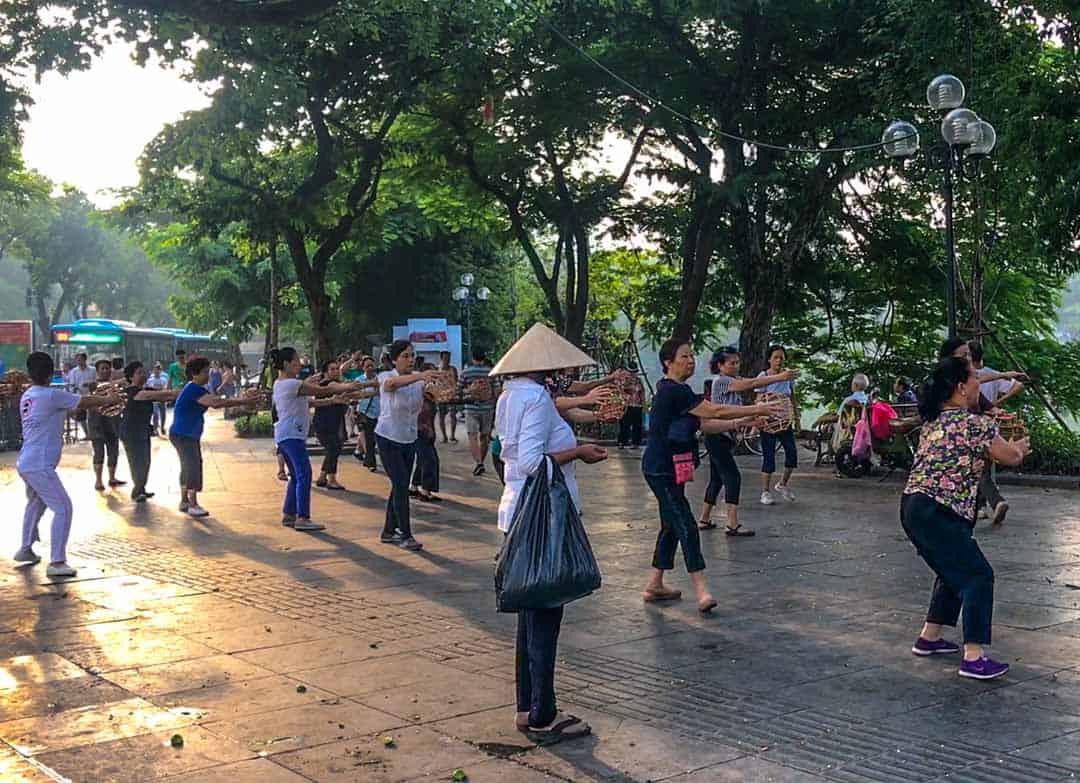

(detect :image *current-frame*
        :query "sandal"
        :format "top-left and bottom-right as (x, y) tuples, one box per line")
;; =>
(698, 597), (719, 613)
(526, 714), (591, 744)
(642, 587), (682, 602)
(697, 519), (717, 530)
(277, 471), (288, 481)
(724, 524), (755, 537)
(315, 478), (328, 488)
(326, 482), (346, 491)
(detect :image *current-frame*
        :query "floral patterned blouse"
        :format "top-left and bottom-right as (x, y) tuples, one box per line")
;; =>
(904, 408), (999, 520)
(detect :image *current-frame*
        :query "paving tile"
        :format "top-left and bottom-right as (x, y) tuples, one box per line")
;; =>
(182, 620), (333, 653)
(272, 726), (488, 782)
(402, 757), (566, 782)
(0, 696), (192, 756)
(662, 756), (828, 781)
(201, 699), (404, 755)
(103, 654), (276, 697)
(291, 653), (455, 697)
(150, 676), (339, 722)
(158, 758), (311, 782)
(34, 724), (254, 783)
(0, 675), (131, 722)
(355, 671), (513, 723)
(53, 633), (221, 675)
(0, 653), (89, 689)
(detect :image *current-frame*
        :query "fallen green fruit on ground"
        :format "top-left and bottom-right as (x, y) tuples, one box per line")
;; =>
(382, 735), (395, 747)
(451, 769), (467, 782)
(170, 734), (184, 748)
(296, 685), (307, 693)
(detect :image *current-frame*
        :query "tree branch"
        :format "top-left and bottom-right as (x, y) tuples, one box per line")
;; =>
(110, 0), (340, 26)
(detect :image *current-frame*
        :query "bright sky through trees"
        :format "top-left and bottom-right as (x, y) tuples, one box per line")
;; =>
(21, 42), (208, 206)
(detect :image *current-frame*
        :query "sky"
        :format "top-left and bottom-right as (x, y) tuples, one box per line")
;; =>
(21, 42), (209, 207)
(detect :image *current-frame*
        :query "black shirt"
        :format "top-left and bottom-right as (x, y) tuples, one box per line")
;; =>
(120, 385), (154, 440)
(313, 380), (345, 433)
(642, 379), (702, 476)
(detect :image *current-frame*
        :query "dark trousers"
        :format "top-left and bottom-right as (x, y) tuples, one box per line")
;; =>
(976, 464), (1004, 512)
(515, 606), (564, 728)
(91, 434), (119, 468)
(317, 427), (342, 474)
(357, 415), (378, 469)
(761, 428), (798, 474)
(645, 473), (707, 573)
(411, 435), (440, 492)
(901, 492), (994, 645)
(704, 434), (741, 506)
(377, 435), (415, 538)
(618, 406), (643, 447)
(122, 434), (151, 497)
(170, 434), (203, 492)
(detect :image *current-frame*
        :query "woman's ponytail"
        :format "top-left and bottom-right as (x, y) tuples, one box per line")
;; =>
(918, 356), (971, 422)
(269, 347), (296, 372)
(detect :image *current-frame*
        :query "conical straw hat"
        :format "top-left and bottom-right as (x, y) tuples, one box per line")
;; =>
(489, 323), (597, 376)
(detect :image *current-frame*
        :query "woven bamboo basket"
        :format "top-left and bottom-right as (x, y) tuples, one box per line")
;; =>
(994, 411), (1028, 441)
(595, 391), (628, 423)
(756, 391), (794, 434)
(426, 371), (459, 404)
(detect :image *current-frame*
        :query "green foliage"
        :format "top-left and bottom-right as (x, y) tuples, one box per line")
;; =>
(1024, 413), (1080, 476)
(233, 412), (273, 438)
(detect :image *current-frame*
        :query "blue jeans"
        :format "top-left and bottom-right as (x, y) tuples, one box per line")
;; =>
(901, 492), (994, 645)
(645, 473), (706, 573)
(152, 402), (166, 433)
(761, 428), (797, 474)
(278, 438), (312, 518)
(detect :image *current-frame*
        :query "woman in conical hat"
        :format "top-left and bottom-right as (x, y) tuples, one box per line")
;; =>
(492, 323), (610, 742)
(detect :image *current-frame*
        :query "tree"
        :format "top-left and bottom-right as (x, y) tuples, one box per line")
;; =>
(138, 0), (504, 361)
(424, 2), (653, 345)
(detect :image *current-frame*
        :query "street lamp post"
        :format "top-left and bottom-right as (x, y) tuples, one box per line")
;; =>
(882, 74), (997, 339)
(451, 273), (490, 361)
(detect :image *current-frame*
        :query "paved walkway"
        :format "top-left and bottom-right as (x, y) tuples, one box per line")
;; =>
(1, 414), (1079, 782)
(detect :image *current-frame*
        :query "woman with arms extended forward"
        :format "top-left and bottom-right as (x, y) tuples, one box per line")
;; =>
(493, 323), (608, 742)
(271, 347), (366, 532)
(642, 339), (784, 612)
(902, 356), (1028, 680)
(698, 346), (798, 533)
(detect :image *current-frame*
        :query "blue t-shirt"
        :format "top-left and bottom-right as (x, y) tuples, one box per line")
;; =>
(170, 382), (209, 440)
(757, 372), (794, 397)
(642, 379), (701, 477)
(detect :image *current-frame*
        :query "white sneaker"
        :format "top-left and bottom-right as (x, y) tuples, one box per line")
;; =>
(46, 563), (77, 579)
(13, 547), (40, 565)
(774, 483), (796, 502)
(760, 491), (776, 506)
(187, 504), (210, 518)
(179, 499), (190, 512)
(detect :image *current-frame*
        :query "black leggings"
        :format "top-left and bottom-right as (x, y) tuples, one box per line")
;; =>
(317, 427), (342, 474)
(412, 435), (440, 492)
(704, 434), (740, 506)
(91, 435), (119, 468)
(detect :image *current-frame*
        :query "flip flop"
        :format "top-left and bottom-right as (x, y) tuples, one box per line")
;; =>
(642, 587), (682, 602)
(698, 519), (717, 530)
(526, 714), (591, 744)
(698, 597), (719, 613)
(724, 524), (755, 537)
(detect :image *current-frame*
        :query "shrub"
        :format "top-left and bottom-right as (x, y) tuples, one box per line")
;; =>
(234, 412), (273, 438)
(1020, 413), (1080, 475)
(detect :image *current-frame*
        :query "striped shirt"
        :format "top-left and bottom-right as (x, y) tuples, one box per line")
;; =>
(460, 363), (495, 413)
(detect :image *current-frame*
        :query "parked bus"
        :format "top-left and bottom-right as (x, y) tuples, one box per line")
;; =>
(50, 319), (235, 376)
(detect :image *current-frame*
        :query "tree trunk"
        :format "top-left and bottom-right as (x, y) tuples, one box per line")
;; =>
(34, 294), (50, 342)
(306, 286), (333, 365)
(672, 188), (721, 342)
(738, 285), (779, 377)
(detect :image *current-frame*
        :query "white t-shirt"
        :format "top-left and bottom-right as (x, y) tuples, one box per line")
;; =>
(979, 366), (1016, 403)
(494, 377), (580, 533)
(17, 386), (81, 473)
(66, 366), (97, 393)
(272, 378), (310, 444)
(145, 372), (168, 390)
(375, 370), (424, 444)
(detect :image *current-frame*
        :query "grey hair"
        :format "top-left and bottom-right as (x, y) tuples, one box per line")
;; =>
(852, 373), (870, 391)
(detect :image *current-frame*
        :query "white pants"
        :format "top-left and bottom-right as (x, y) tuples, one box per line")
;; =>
(19, 469), (73, 564)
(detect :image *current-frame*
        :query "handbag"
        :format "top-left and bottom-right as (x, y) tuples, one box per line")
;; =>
(672, 452), (695, 484)
(852, 404), (872, 460)
(495, 456), (602, 612)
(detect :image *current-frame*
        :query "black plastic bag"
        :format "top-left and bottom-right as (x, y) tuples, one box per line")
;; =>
(495, 457), (602, 613)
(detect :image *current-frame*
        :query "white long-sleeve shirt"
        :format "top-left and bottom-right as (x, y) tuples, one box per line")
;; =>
(494, 377), (580, 533)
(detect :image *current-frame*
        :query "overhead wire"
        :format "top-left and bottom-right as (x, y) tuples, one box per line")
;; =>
(516, 0), (909, 156)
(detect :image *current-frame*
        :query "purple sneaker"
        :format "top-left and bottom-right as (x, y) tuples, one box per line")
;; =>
(958, 656), (1009, 680)
(912, 637), (961, 656)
